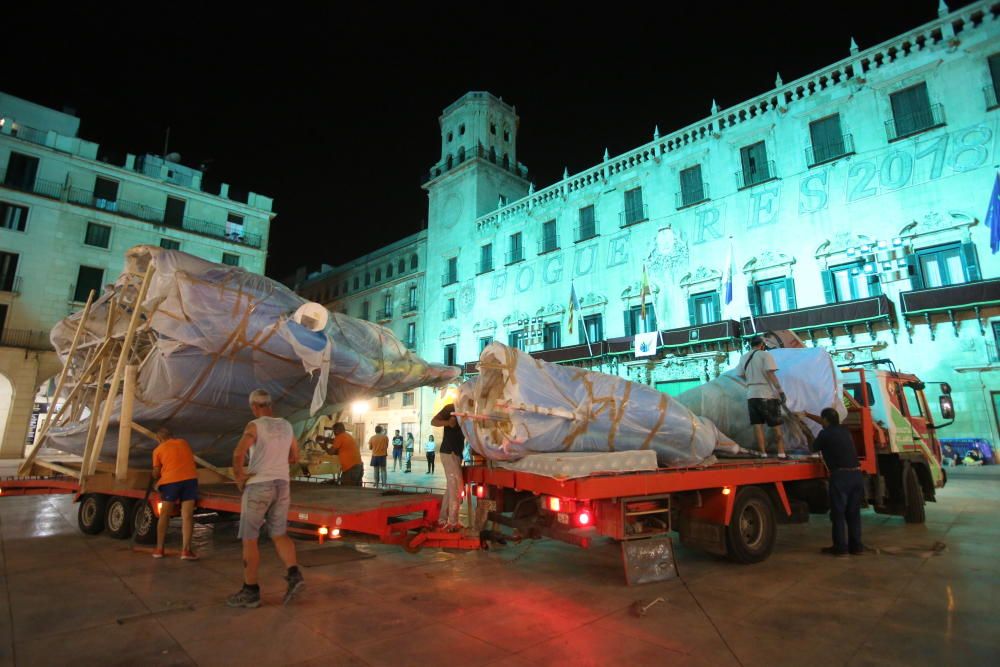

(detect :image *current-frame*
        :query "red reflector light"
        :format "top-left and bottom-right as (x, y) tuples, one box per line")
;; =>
(577, 509), (592, 526)
(475, 485), (485, 498)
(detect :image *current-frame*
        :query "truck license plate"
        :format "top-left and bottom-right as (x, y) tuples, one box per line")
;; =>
(557, 513), (569, 525)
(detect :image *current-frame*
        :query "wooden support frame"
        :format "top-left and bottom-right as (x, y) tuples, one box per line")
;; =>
(115, 364), (138, 480)
(19, 290), (95, 476)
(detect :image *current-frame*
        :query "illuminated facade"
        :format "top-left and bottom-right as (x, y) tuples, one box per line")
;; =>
(422, 3), (1000, 449)
(0, 91), (274, 457)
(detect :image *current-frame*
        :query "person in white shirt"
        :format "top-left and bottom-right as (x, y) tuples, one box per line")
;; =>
(737, 336), (787, 459)
(226, 389), (304, 608)
(424, 434), (436, 474)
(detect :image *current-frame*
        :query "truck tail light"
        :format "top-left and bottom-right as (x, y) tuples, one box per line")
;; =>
(576, 509), (593, 526)
(318, 526), (329, 536)
(545, 496), (561, 512)
(475, 484), (485, 498)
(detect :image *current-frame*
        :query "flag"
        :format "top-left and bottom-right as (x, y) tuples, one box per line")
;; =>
(987, 172), (1000, 254)
(567, 283), (579, 333)
(640, 264), (650, 322)
(723, 238), (734, 305)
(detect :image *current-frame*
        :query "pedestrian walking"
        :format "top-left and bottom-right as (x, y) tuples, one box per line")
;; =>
(424, 434), (436, 474)
(227, 389), (304, 608)
(404, 432), (414, 473)
(391, 430), (404, 471)
(369, 426), (389, 487)
(151, 426), (199, 560)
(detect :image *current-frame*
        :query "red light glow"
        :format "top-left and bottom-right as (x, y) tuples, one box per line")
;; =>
(548, 497), (561, 512)
(577, 509), (592, 526)
(475, 485), (485, 498)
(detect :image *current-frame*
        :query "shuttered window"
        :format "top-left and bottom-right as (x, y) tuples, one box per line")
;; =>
(739, 142), (771, 187)
(808, 114), (846, 165)
(687, 291), (721, 325)
(890, 83), (934, 138)
(749, 277), (796, 316)
(679, 166), (705, 207)
(623, 187), (645, 225)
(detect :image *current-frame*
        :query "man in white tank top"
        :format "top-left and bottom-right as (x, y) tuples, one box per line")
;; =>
(227, 389), (305, 608)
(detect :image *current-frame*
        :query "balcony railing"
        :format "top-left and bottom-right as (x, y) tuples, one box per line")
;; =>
(986, 84), (999, 110)
(0, 328), (54, 351)
(575, 221), (598, 242)
(505, 249), (524, 265)
(538, 234), (559, 255)
(805, 133), (855, 167)
(885, 103), (945, 141)
(402, 302), (419, 314)
(0, 170), (264, 249)
(619, 204), (649, 228)
(443, 307), (457, 320)
(441, 272), (458, 287)
(735, 161), (776, 189)
(375, 308), (393, 321)
(10, 125), (49, 147)
(422, 143), (531, 184)
(900, 278), (999, 341)
(476, 259), (494, 275)
(405, 340), (417, 351)
(738, 295), (893, 343)
(676, 182), (711, 209)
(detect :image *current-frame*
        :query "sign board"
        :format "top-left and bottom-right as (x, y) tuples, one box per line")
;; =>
(634, 331), (658, 357)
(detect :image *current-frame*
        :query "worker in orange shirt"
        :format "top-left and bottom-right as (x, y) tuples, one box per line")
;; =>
(152, 426), (199, 560)
(325, 422), (364, 486)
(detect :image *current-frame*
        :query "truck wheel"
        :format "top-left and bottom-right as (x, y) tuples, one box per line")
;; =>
(725, 487), (777, 564)
(106, 497), (135, 539)
(903, 465), (926, 524)
(130, 501), (158, 545)
(78, 494), (108, 535)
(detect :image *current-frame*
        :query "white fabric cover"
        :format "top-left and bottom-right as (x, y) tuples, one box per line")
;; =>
(46, 246), (459, 465)
(496, 450), (659, 479)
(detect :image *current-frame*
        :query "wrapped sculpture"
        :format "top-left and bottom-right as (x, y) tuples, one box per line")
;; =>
(41, 246), (459, 466)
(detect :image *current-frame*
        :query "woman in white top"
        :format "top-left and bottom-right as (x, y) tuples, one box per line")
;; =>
(424, 435), (436, 474)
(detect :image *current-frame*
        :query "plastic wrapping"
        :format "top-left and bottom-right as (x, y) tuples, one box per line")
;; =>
(45, 246), (459, 465)
(675, 348), (846, 453)
(456, 342), (739, 467)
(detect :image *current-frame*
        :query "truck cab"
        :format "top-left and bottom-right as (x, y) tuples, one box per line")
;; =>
(841, 367), (947, 524)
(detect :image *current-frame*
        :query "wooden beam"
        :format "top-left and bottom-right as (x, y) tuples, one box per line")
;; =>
(193, 455), (234, 480)
(80, 354), (110, 483)
(115, 364), (138, 481)
(130, 421), (158, 442)
(19, 290), (95, 476)
(92, 264), (155, 482)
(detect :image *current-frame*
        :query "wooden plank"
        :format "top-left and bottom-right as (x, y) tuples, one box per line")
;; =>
(193, 455), (234, 480)
(19, 290), (95, 475)
(80, 354), (110, 482)
(115, 364), (138, 480)
(130, 421), (158, 442)
(91, 264), (155, 482)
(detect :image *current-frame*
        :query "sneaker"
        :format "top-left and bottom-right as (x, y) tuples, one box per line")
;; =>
(152, 548), (165, 559)
(226, 586), (261, 608)
(821, 546), (849, 558)
(283, 569), (305, 605)
(180, 550), (199, 561)
(777, 452), (788, 459)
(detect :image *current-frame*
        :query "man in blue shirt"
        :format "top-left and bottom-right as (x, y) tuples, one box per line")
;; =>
(802, 407), (864, 557)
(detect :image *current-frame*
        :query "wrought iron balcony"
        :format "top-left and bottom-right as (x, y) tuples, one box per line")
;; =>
(738, 295), (894, 344)
(575, 220), (599, 242)
(735, 161), (776, 189)
(900, 278), (1000, 341)
(0, 167), (64, 200)
(619, 204), (648, 228)
(375, 308), (393, 321)
(476, 259), (494, 275)
(885, 103), (945, 142)
(805, 133), (855, 167)
(0, 328), (54, 351)
(505, 249), (524, 265)
(676, 182), (711, 209)
(441, 272), (458, 287)
(537, 234), (560, 255)
(402, 302), (419, 314)
(986, 84), (999, 110)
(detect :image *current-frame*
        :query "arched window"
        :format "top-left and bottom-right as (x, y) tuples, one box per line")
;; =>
(398, 259), (406, 274)
(375, 268), (381, 282)
(365, 272), (371, 287)
(446, 154), (453, 170)
(458, 146), (466, 162)
(387, 263), (393, 278)
(489, 146), (496, 163)
(410, 254), (418, 270)
(503, 153), (510, 169)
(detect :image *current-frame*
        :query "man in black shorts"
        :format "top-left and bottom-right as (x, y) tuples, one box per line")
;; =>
(737, 336), (787, 458)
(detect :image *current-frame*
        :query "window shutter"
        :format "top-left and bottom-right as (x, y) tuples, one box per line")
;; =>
(905, 255), (924, 290)
(961, 242), (981, 281)
(624, 310), (633, 337)
(784, 277), (797, 310)
(821, 270), (837, 304)
(687, 296), (697, 326)
(868, 275), (882, 296)
(647, 305), (657, 333)
(711, 294), (722, 323)
(747, 284), (760, 317)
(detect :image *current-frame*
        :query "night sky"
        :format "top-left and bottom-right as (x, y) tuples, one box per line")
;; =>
(2, 1), (975, 279)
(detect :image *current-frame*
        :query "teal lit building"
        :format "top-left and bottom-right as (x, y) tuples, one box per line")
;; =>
(301, 1), (1000, 452)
